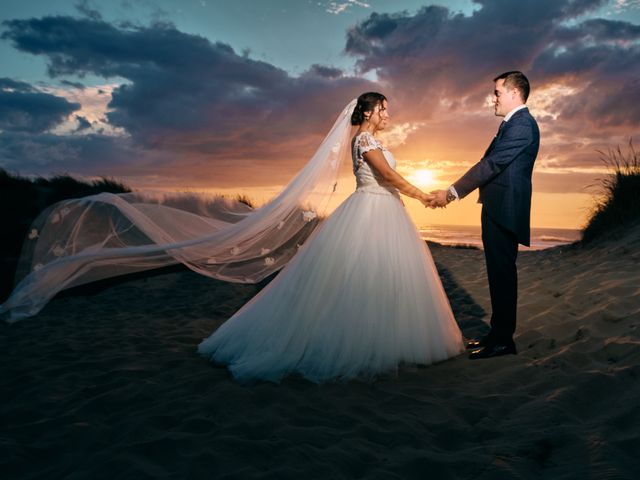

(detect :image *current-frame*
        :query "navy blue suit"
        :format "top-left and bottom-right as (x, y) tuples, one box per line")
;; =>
(453, 107), (539, 343)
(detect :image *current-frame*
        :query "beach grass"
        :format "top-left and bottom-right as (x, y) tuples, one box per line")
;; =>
(0, 169), (267, 302)
(581, 139), (640, 243)
(235, 193), (256, 208)
(0, 169), (131, 302)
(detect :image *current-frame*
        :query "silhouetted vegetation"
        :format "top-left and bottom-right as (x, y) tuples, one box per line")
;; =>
(0, 170), (313, 304)
(235, 194), (255, 208)
(582, 140), (640, 244)
(0, 169), (131, 302)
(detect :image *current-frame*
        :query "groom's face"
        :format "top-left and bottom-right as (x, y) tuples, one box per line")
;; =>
(493, 79), (521, 117)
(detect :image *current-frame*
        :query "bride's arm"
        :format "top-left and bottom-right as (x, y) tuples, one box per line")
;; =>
(363, 149), (431, 204)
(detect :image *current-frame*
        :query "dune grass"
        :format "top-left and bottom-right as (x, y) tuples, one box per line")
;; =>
(581, 139), (640, 244)
(234, 193), (256, 208)
(0, 169), (132, 302)
(0, 168), (276, 304)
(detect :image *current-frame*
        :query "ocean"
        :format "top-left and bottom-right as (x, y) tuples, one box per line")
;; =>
(419, 224), (581, 250)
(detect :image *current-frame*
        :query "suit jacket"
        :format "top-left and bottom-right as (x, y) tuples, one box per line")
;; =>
(453, 107), (539, 246)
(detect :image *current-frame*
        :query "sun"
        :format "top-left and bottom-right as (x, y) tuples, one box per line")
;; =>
(410, 169), (436, 188)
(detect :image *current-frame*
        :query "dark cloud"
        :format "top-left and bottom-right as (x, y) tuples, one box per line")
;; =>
(471, 0), (606, 24)
(60, 80), (86, 89)
(1, 16), (370, 149)
(530, 31), (640, 127)
(306, 64), (344, 79)
(74, 0), (102, 21)
(0, 131), (133, 172)
(344, 0), (638, 124)
(558, 18), (640, 43)
(342, 0), (639, 188)
(0, 15), (373, 186)
(0, 77), (80, 133)
(1, 2), (637, 196)
(75, 115), (92, 131)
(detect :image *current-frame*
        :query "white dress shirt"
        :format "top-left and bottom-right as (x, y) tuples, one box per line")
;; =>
(503, 104), (527, 122)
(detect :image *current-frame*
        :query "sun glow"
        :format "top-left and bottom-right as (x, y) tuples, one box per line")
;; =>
(410, 168), (436, 188)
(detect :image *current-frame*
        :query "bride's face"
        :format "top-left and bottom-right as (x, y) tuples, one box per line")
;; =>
(366, 100), (389, 131)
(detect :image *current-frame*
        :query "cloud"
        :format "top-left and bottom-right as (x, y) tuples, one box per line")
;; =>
(60, 79), (86, 90)
(0, 130), (132, 170)
(326, 1), (371, 15)
(342, 0), (639, 189)
(344, 0), (621, 109)
(377, 122), (424, 148)
(1, 2), (637, 196)
(1, 16), (370, 141)
(306, 64), (344, 79)
(74, 0), (102, 21)
(74, 115), (92, 131)
(42, 83), (129, 137)
(0, 78), (81, 133)
(613, 0), (640, 12)
(0, 15), (374, 186)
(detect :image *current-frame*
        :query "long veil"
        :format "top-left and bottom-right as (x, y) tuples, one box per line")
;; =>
(1, 99), (357, 322)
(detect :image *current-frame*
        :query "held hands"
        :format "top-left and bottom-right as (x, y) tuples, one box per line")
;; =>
(427, 189), (450, 209)
(417, 189), (451, 209)
(418, 192), (436, 208)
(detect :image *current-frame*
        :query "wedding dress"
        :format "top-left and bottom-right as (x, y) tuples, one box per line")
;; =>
(198, 131), (465, 383)
(1, 99), (463, 383)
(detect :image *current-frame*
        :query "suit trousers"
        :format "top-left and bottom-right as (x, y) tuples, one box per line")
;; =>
(481, 207), (519, 343)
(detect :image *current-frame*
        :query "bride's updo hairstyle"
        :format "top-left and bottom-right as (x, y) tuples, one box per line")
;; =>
(351, 92), (387, 126)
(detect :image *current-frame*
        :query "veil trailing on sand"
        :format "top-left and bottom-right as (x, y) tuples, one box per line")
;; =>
(1, 99), (358, 322)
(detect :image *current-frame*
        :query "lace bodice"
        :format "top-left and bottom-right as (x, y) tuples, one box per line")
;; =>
(351, 132), (399, 196)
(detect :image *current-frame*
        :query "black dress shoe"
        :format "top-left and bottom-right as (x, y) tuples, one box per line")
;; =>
(465, 335), (493, 350)
(468, 342), (517, 360)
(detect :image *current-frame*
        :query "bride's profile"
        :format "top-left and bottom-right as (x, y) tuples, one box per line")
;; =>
(1, 92), (463, 383)
(198, 92), (464, 382)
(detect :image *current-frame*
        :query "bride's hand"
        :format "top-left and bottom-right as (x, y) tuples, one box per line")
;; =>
(419, 193), (435, 208)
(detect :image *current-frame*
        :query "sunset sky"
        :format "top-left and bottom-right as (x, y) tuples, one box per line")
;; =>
(1, 0), (639, 229)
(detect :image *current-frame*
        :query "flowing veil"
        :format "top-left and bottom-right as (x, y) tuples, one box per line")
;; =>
(1, 99), (358, 322)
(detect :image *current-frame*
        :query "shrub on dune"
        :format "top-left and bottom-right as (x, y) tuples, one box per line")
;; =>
(235, 193), (255, 208)
(582, 139), (640, 244)
(0, 169), (131, 302)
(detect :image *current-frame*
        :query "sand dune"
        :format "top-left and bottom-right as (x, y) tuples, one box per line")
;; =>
(2, 224), (638, 479)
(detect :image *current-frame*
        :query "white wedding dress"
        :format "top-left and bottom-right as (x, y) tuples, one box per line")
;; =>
(1, 99), (463, 384)
(198, 132), (464, 383)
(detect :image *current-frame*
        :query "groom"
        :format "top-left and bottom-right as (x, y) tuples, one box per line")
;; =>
(429, 71), (540, 359)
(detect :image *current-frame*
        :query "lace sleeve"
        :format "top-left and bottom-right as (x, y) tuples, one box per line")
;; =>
(358, 132), (382, 155)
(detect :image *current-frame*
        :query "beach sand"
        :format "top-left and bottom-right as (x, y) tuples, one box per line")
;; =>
(2, 223), (638, 479)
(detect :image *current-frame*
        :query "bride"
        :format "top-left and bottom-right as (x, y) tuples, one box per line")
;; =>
(1, 92), (463, 383)
(198, 92), (464, 382)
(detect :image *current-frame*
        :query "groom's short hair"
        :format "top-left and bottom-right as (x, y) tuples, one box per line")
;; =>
(494, 71), (530, 102)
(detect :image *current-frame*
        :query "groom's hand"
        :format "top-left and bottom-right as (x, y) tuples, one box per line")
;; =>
(428, 190), (449, 208)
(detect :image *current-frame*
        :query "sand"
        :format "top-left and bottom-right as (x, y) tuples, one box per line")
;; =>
(1, 223), (638, 479)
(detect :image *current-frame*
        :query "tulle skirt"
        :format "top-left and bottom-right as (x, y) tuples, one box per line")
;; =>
(198, 189), (464, 383)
